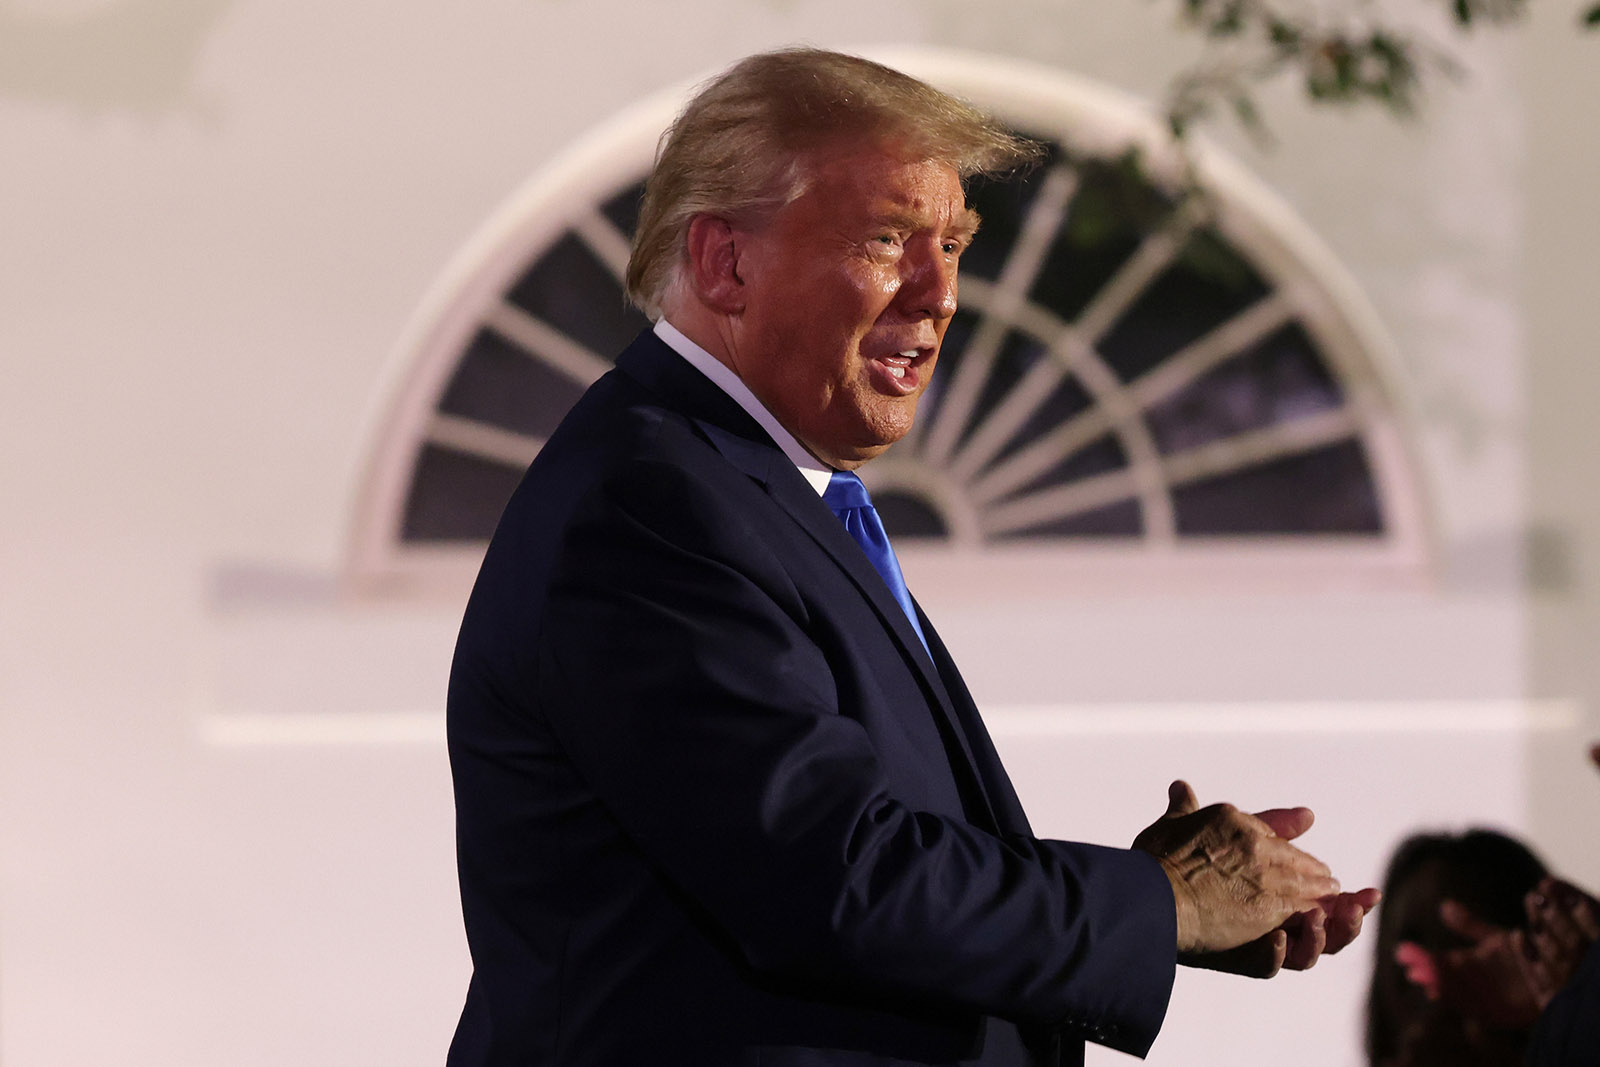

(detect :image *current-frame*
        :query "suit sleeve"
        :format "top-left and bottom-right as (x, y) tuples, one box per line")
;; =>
(534, 457), (1175, 1054)
(1525, 939), (1600, 1066)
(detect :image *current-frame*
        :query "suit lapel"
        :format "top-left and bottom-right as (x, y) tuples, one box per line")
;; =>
(761, 473), (1005, 836)
(614, 331), (1003, 833)
(614, 331), (772, 445)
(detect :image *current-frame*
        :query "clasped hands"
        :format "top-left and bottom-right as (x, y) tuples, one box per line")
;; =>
(1133, 780), (1381, 978)
(1393, 878), (1600, 1027)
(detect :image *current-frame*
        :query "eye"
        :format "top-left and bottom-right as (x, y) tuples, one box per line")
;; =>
(941, 232), (972, 256)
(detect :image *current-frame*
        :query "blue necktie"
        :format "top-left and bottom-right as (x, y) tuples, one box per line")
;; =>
(823, 471), (928, 653)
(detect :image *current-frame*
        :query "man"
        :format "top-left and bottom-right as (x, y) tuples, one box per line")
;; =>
(446, 47), (1377, 1066)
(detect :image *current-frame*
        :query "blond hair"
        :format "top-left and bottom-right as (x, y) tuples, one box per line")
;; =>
(625, 47), (1042, 317)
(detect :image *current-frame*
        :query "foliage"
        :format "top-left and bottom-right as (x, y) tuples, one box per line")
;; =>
(1160, 0), (1596, 148)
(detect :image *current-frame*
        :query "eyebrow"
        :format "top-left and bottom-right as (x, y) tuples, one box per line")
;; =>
(874, 205), (982, 238)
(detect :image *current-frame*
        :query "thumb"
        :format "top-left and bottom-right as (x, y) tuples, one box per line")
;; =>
(1166, 779), (1199, 818)
(1254, 806), (1315, 841)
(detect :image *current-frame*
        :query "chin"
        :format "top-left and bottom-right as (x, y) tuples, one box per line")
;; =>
(849, 436), (904, 465)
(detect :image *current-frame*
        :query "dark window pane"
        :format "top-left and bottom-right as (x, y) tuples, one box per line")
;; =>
(505, 232), (651, 359)
(400, 131), (1395, 554)
(1144, 323), (1343, 455)
(990, 368), (1096, 470)
(909, 308), (979, 437)
(1096, 227), (1271, 384)
(960, 138), (1063, 282)
(1028, 156), (1175, 324)
(958, 331), (1050, 451)
(1171, 440), (1382, 535)
(402, 444), (525, 542)
(1002, 432), (1127, 501)
(994, 497), (1142, 539)
(600, 179), (646, 237)
(876, 490), (947, 539)
(439, 328), (588, 439)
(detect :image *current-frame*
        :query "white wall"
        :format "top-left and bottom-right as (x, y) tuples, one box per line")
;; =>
(2, 1), (1597, 1064)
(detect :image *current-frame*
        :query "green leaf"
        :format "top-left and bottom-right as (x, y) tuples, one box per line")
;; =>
(1218, 0), (1249, 35)
(1332, 43), (1357, 95)
(1584, 2), (1600, 28)
(1229, 92), (1275, 147)
(1209, 10), (1244, 36)
(1453, 0), (1473, 26)
(1267, 18), (1302, 48)
(1369, 32), (1404, 61)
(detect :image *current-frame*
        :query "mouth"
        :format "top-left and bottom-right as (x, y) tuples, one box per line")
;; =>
(868, 347), (933, 396)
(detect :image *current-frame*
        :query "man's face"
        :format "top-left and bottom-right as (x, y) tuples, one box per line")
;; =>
(725, 141), (976, 469)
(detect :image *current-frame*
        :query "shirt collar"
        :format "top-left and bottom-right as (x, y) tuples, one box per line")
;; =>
(654, 319), (833, 497)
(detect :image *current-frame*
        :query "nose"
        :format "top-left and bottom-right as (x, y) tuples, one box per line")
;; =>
(898, 244), (958, 321)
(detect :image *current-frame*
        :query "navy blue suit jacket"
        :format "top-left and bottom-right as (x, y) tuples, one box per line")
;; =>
(1525, 940), (1600, 1066)
(445, 330), (1176, 1066)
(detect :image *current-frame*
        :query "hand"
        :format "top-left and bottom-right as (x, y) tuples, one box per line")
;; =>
(1282, 885), (1382, 969)
(1175, 807), (1380, 976)
(1132, 780), (1345, 977)
(1522, 877), (1600, 1007)
(1251, 804), (1381, 968)
(1395, 881), (1600, 1026)
(1395, 902), (1541, 1027)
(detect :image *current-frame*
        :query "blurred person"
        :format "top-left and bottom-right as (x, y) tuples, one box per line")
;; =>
(1366, 829), (1549, 1066)
(444, 47), (1378, 1067)
(1385, 744), (1600, 1066)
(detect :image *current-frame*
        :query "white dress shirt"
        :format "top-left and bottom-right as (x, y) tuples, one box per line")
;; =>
(654, 318), (833, 498)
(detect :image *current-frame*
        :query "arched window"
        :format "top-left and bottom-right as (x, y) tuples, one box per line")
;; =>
(349, 49), (1431, 595)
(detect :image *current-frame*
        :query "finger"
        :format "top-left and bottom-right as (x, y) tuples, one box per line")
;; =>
(1576, 898), (1600, 942)
(1253, 806), (1315, 841)
(1166, 779), (1199, 818)
(1529, 891), (1579, 950)
(1529, 893), (1595, 972)
(1266, 928), (1288, 976)
(1321, 891), (1376, 954)
(1256, 835), (1340, 898)
(1183, 929), (1288, 978)
(1508, 930), (1557, 1008)
(1440, 898), (1503, 944)
(1538, 877), (1577, 912)
(1239, 808), (1322, 856)
(1528, 880), (1564, 939)
(1395, 941), (1441, 999)
(1282, 908), (1327, 970)
(1321, 887), (1382, 912)
(1528, 919), (1569, 971)
(1544, 880), (1600, 941)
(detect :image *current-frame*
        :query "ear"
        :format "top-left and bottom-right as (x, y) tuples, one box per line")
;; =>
(685, 214), (746, 314)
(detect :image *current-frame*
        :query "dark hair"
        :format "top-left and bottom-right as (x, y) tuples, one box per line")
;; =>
(1365, 829), (1548, 1066)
